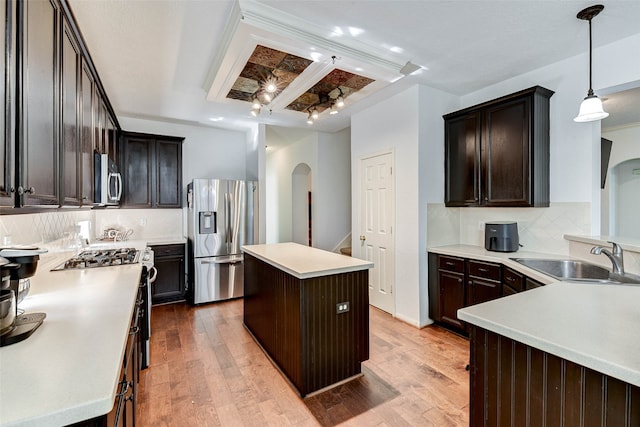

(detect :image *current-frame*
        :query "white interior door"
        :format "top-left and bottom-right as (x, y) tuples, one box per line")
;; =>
(360, 152), (395, 314)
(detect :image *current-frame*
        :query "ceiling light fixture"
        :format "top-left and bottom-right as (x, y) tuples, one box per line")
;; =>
(307, 111), (314, 125)
(329, 103), (339, 115)
(311, 108), (319, 120)
(574, 4), (609, 123)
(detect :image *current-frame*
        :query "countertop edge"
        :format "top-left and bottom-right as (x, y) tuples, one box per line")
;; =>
(458, 290), (640, 388)
(242, 243), (373, 279)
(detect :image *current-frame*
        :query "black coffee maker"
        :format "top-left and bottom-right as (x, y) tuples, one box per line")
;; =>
(0, 247), (47, 347)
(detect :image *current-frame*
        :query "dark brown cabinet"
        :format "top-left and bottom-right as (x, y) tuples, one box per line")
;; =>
(467, 260), (501, 306)
(469, 326), (640, 427)
(61, 16), (81, 206)
(444, 86), (554, 207)
(1, 0), (119, 209)
(19, 0), (60, 206)
(428, 253), (548, 334)
(121, 132), (183, 209)
(151, 243), (186, 305)
(0, 0), (15, 206)
(502, 266), (524, 294)
(437, 255), (466, 330)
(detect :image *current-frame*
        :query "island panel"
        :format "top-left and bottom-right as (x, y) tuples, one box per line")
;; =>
(469, 325), (640, 426)
(244, 252), (369, 397)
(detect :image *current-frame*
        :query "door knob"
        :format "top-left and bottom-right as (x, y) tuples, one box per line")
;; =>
(360, 235), (366, 241)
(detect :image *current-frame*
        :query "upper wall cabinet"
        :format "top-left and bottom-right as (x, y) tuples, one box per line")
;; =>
(0, 0), (16, 206)
(19, 0), (60, 206)
(444, 86), (554, 207)
(1, 0), (119, 209)
(121, 131), (183, 209)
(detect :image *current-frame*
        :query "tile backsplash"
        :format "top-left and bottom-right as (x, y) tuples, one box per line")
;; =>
(0, 209), (184, 248)
(427, 202), (591, 255)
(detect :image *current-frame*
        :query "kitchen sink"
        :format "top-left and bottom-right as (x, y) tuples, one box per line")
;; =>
(510, 258), (640, 285)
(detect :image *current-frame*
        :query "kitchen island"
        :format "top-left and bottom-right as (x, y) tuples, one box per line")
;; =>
(0, 242), (146, 427)
(458, 282), (640, 426)
(241, 242), (373, 397)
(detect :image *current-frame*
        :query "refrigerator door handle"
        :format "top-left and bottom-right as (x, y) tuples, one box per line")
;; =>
(226, 192), (232, 248)
(199, 255), (243, 264)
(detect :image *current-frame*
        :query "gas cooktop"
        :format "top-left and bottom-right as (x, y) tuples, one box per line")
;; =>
(52, 248), (140, 271)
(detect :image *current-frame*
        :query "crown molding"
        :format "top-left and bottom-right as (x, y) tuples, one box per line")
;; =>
(238, 0), (405, 74)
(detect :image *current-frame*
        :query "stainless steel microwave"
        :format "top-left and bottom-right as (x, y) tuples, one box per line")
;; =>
(94, 151), (122, 206)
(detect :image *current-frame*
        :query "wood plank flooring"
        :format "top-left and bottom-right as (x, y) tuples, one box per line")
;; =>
(137, 300), (470, 426)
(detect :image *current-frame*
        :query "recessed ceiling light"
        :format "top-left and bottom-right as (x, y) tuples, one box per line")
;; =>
(331, 26), (344, 37)
(310, 52), (323, 62)
(209, 117), (224, 122)
(390, 46), (403, 54)
(348, 27), (364, 37)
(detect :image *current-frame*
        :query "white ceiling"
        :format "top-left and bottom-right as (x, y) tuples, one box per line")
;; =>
(68, 0), (640, 133)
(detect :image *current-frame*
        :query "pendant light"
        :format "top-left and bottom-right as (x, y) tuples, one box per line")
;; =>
(574, 4), (609, 122)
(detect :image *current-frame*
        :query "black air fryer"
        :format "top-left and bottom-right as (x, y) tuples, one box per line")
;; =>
(484, 222), (519, 252)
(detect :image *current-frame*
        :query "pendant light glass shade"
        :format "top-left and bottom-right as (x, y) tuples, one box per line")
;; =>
(574, 94), (609, 122)
(574, 5), (608, 123)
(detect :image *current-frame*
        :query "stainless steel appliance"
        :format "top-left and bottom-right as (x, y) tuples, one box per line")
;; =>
(140, 247), (156, 369)
(187, 179), (258, 304)
(94, 151), (122, 206)
(484, 221), (520, 252)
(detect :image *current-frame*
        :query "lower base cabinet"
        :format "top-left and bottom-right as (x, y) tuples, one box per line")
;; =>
(69, 296), (141, 427)
(151, 244), (186, 305)
(469, 325), (640, 426)
(428, 252), (546, 335)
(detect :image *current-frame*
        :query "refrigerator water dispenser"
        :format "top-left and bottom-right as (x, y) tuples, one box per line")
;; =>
(199, 211), (216, 234)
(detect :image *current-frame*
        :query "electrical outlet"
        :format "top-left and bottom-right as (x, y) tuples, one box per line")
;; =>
(336, 302), (350, 314)
(139, 217), (147, 226)
(478, 221), (485, 231)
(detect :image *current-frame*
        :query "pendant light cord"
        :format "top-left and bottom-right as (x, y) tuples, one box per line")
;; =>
(588, 17), (594, 96)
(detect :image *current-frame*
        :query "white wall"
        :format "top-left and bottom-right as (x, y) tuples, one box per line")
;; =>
(315, 128), (351, 251)
(353, 33), (640, 328)
(265, 130), (317, 244)
(458, 33), (640, 235)
(265, 127), (352, 252)
(351, 84), (458, 327)
(601, 124), (640, 236)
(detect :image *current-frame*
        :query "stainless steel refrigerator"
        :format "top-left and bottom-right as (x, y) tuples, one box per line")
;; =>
(187, 179), (258, 304)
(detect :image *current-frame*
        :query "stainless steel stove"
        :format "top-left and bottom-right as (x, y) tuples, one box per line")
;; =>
(52, 248), (140, 271)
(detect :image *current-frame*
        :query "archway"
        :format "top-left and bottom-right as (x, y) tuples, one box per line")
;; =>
(292, 163), (312, 246)
(610, 158), (640, 238)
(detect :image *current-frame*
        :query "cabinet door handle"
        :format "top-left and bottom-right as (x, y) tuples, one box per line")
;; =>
(478, 267), (488, 272)
(457, 278), (462, 283)
(506, 276), (515, 282)
(446, 262), (455, 266)
(129, 326), (140, 335)
(17, 186), (35, 195)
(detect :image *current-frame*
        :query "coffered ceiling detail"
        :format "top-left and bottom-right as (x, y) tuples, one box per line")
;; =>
(226, 45), (313, 103)
(286, 69), (374, 113)
(205, 0), (402, 124)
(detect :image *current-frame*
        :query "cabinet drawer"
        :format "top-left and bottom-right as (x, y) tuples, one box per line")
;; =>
(502, 266), (524, 292)
(525, 277), (544, 290)
(439, 255), (465, 273)
(151, 243), (184, 258)
(468, 260), (500, 281)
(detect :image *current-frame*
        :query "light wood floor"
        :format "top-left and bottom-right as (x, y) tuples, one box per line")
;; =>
(138, 300), (470, 426)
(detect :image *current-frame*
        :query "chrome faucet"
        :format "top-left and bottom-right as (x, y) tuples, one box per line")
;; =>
(591, 241), (625, 275)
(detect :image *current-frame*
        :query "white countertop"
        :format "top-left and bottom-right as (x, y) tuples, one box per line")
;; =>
(458, 282), (640, 387)
(242, 242), (373, 279)
(428, 244), (640, 387)
(0, 242), (146, 427)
